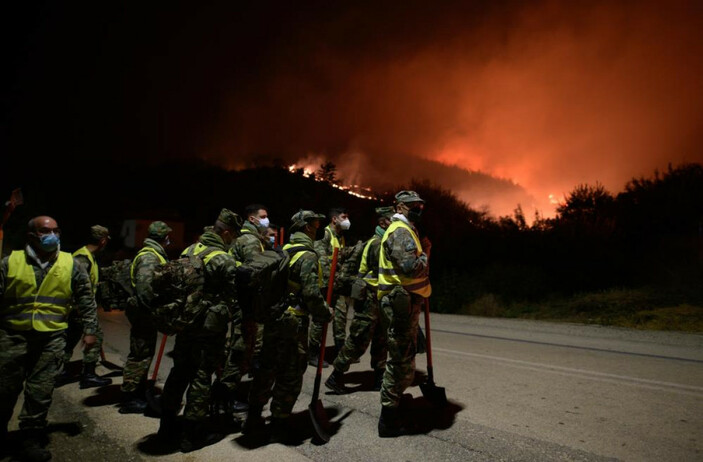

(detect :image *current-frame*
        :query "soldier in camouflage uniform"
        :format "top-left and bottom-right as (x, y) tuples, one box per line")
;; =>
(119, 221), (172, 414)
(158, 209), (242, 452)
(221, 204), (269, 413)
(309, 207), (352, 367)
(325, 206), (394, 394)
(377, 191), (431, 437)
(56, 225), (112, 389)
(0, 216), (98, 461)
(243, 210), (332, 443)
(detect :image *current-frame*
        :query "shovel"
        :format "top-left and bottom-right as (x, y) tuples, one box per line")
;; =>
(419, 298), (447, 406)
(309, 246), (339, 443)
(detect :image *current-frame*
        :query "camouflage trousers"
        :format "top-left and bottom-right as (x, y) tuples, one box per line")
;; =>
(63, 310), (104, 365)
(220, 310), (255, 393)
(161, 307), (228, 421)
(121, 308), (157, 394)
(309, 294), (352, 352)
(333, 292), (388, 373)
(249, 310), (309, 419)
(0, 327), (66, 431)
(379, 287), (423, 408)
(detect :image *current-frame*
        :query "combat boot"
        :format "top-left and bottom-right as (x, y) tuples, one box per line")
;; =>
(373, 368), (384, 391)
(118, 391), (148, 414)
(268, 416), (292, 444)
(378, 406), (412, 438)
(307, 352), (329, 368)
(242, 404), (265, 435)
(19, 429), (51, 462)
(180, 420), (223, 453)
(79, 362), (112, 389)
(324, 369), (346, 394)
(157, 415), (180, 440)
(54, 368), (74, 388)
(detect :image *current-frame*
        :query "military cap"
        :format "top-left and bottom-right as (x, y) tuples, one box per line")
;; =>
(290, 210), (325, 232)
(394, 190), (425, 204)
(147, 221), (172, 239)
(89, 225), (110, 240)
(375, 206), (395, 218)
(217, 208), (243, 230)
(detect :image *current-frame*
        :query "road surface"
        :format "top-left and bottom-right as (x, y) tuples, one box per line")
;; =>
(5, 310), (703, 461)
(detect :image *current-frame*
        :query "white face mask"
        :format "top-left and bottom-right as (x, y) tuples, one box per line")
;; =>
(269, 236), (276, 245)
(339, 218), (351, 230)
(257, 217), (270, 228)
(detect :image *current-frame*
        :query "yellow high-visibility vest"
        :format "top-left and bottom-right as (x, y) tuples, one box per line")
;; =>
(130, 247), (167, 287)
(325, 225), (345, 259)
(73, 246), (98, 292)
(357, 236), (380, 288)
(377, 220), (431, 298)
(3, 250), (74, 331)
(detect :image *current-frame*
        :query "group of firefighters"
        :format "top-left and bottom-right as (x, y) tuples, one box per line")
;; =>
(0, 189), (431, 460)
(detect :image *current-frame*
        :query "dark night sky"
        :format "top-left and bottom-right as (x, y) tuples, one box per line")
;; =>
(3, 1), (703, 217)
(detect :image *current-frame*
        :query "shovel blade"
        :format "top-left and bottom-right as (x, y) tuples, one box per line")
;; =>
(308, 399), (331, 443)
(420, 381), (447, 407)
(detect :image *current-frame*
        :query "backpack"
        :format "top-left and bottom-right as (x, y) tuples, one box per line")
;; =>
(97, 259), (134, 311)
(335, 240), (365, 296)
(149, 248), (223, 335)
(236, 248), (297, 323)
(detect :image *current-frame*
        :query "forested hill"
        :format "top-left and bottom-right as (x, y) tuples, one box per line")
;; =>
(2, 160), (385, 254)
(4, 160), (702, 327)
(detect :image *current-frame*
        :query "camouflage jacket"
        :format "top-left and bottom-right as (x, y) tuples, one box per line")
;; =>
(73, 252), (96, 291)
(314, 225), (346, 283)
(230, 221), (265, 264)
(383, 217), (429, 279)
(289, 232), (329, 321)
(0, 246), (99, 335)
(198, 231), (239, 319)
(132, 238), (169, 309)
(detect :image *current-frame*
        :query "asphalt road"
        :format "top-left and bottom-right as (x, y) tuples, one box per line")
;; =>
(5, 310), (703, 461)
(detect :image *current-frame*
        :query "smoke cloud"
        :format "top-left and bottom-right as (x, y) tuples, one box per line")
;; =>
(6, 1), (703, 217)
(202, 0), (703, 216)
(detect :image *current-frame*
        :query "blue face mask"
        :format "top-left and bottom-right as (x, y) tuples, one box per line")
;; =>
(39, 233), (60, 252)
(269, 236), (276, 245)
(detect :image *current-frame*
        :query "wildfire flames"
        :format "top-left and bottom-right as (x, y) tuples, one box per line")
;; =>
(288, 164), (376, 200)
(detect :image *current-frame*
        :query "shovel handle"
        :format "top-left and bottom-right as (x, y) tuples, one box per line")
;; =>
(423, 298), (435, 384)
(312, 247), (339, 401)
(151, 333), (168, 381)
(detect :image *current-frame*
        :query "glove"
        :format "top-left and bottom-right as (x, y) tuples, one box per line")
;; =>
(313, 305), (333, 324)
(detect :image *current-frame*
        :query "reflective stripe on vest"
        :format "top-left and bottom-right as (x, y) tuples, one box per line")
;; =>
(357, 236), (380, 288)
(73, 246), (98, 291)
(181, 242), (207, 257)
(325, 225), (345, 260)
(130, 247), (167, 287)
(183, 243), (227, 265)
(377, 221), (431, 298)
(3, 250), (74, 331)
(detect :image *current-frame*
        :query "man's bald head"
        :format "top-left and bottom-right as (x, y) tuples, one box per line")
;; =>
(28, 216), (59, 234)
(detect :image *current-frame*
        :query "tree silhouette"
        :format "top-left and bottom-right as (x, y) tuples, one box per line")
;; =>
(317, 161), (337, 183)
